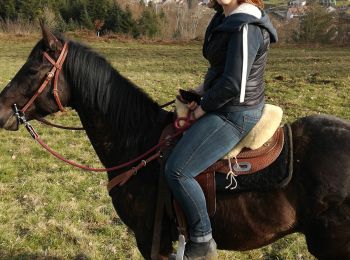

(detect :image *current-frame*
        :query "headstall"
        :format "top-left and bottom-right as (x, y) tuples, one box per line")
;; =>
(19, 42), (68, 114)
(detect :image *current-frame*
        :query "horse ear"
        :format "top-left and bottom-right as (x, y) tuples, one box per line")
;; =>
(40, 19), (62, 51)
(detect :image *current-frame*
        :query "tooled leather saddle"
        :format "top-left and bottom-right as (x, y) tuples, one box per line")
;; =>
(160, 124), (284, 206)
(159, 104), (291, 238)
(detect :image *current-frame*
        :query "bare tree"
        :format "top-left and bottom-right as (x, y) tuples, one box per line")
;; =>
(187, 0), (194, 9)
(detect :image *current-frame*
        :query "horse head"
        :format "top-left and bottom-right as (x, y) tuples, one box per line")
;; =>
(0, 23), (70, 131)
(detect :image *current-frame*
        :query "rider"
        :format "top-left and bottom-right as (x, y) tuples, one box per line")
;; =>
(165, 0), (278, 258)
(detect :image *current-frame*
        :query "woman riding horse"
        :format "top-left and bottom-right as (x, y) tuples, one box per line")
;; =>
(164, 0), (277, 258)
(0, 2), (349, 259)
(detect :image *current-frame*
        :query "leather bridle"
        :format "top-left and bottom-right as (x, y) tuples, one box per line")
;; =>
(11, 40), (187, 188)
(20, 42), (68, 113)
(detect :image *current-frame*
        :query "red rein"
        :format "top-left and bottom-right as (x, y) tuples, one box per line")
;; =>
(21, 114), (187, 191)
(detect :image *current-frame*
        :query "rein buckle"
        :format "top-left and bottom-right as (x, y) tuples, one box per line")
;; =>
(13, 103), (26, 124)
(12, 103), (38, 139)
(47, 72), (54, 79)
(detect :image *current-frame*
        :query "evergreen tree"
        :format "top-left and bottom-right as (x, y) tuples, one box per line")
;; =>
(121, 5), (137, 35)
(103, 2), (137, 36)
(138, 6), (161, 38)
(104, 3), (124, 33)
(60, 0), (85, 24)
(81, 6), (93, 30)
(56, 13), (68, 32)
(0, 0), (17, 20)
(87, 0), (109, 21)
(17, 0), (41, 21)
(0, 0), (164, 38)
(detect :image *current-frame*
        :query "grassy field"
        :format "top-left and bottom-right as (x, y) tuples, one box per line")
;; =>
(0, 34), (349, 259)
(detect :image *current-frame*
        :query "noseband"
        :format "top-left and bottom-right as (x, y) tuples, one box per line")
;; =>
(20, 42), (68, 113)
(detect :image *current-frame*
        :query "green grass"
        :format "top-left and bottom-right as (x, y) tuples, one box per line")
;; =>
(337, 0), (350, 6)
(0, 35), (349, 259)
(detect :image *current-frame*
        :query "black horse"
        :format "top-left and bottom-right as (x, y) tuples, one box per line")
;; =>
(0, 26), (350, 260)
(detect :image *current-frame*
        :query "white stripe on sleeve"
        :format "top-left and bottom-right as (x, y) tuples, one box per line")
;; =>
(240, 24), (248, 103)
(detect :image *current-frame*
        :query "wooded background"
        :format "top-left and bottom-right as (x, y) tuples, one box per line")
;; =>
(0, 0), (349, 44)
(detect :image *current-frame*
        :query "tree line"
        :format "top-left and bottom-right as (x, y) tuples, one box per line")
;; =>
(0, 0), (348, 44)
(0, 0), (164, 38)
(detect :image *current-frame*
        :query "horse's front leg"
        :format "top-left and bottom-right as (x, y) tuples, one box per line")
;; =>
(134, 216), (175, 260)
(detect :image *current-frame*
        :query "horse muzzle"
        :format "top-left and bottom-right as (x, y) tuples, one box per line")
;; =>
(1, 113), (19, 131)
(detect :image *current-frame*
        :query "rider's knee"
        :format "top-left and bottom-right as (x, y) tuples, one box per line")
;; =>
(164, 159), (184, 183)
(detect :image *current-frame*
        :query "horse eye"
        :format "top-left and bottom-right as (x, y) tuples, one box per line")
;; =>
(28, 67), (39, 75)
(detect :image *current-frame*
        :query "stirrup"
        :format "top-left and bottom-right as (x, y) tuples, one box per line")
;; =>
(176, 235), (186, 260)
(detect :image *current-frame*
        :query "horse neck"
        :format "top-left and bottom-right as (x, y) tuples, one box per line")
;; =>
(64, 43), (164, 179)
(73, 99), (163, 180)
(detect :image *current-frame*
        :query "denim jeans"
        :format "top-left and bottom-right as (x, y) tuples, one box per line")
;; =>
(164, 106), (263, 242)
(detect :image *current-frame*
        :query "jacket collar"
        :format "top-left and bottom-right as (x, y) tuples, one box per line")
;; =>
(212, 9), (278, 43)
(228, 3), (262, 19)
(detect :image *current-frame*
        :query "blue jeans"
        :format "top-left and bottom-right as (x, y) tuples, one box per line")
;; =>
(164, 106), (263, 242)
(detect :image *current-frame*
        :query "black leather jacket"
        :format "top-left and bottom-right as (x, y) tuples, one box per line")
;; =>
(200, 9), (278, 112)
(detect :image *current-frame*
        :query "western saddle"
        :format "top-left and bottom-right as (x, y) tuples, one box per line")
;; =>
(159, 103), (285, 239)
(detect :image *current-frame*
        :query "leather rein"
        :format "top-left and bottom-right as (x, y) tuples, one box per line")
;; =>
(13, 41), (185, 188)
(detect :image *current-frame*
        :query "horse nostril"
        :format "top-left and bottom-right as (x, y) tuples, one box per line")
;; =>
(0, 112), (7, 128)
(0, 104), (15, 129)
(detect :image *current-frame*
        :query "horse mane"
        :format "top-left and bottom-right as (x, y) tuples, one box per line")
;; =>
(62, 39), (161, 147)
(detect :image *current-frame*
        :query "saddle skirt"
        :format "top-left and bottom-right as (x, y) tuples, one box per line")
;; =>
(207, 126), (284, 176)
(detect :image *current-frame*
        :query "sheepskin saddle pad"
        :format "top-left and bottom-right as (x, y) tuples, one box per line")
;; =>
(162, 103), (289, 179)
(175, 98), (283, 153)
(175, 99), (284, 171)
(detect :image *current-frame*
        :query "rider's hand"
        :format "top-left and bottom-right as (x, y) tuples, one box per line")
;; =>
(187, 101), (198, 111)
(191, 106), (205, 120)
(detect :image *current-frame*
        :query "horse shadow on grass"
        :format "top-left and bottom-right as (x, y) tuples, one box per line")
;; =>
(0, 252), (90, 260)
